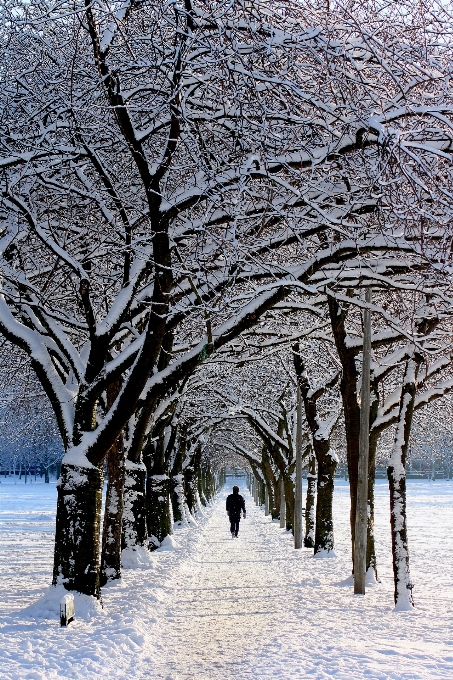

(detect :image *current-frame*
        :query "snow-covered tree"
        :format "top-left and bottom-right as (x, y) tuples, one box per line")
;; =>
(1, 0), (453, 597)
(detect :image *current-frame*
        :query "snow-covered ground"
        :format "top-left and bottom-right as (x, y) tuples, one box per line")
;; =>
(0, 477), (452, 679)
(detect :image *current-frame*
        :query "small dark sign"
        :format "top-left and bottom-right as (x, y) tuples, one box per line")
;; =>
(60, 594), (75, 627)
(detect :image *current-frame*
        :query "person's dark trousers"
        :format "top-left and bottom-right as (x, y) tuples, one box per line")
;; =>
(230, 517), (240, 536)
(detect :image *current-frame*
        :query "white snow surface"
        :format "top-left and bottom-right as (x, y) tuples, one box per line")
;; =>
(1, 478), (453, 679)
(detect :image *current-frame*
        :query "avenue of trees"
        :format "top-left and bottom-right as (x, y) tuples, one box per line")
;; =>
(1, 0), (453, 610)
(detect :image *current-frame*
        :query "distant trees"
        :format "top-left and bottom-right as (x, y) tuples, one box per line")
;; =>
(0, 348), (63, 480)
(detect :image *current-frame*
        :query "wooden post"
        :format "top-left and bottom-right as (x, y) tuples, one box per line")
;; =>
(279, 477), (286, 528)
(294, 385), (303, 548)
(354, 288), (372, 595)
(264, 485), (269, 516)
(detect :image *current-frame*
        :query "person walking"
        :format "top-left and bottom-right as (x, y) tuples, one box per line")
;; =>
(226, 485), (246, 538)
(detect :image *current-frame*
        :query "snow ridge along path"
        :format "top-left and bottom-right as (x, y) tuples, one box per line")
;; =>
(1, 477), (453, 679)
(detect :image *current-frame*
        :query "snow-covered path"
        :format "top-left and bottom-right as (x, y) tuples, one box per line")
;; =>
(150, 483), (297, 678)
(1, 477), (453, 679)
(144, 478), (453, 679)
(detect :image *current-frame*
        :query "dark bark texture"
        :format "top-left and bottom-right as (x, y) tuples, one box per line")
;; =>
(315, 448), (336, 554)
(52, 463), (104, 597)
(100, 379), (126, 586)
(100, 436), (125, 586)
(304, 453), (316, 548)
(147, 474), (172, 548)
(328, 297), (361, 563)
(171, 473), (185, 526)
(122, 465), (148, 551)
(366, 427), (379, 579)
(293, 342), (338, 553)
(387, 356), (420, 608)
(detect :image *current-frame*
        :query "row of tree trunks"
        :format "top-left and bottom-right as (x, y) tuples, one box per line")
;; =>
(293, 343), (338, 555)
(328, 295), (385, 576)
(251, 448), (334, 559)
(328, 293), (426, 604)
(53, 424), (214, 594)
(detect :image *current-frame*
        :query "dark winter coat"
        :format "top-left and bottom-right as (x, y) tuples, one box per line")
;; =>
(226, 491), (246, 520)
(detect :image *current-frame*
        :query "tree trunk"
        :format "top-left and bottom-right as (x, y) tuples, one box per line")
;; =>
(270, 481), (278, 519)
(353, 287), (372, 595)
(279, 477), (286, 528)
(259, 479), (265, 506)
(314, 444), (337, 555)
(184, 464), (196, 516)
(285, 478), (294, 533)
(366, 380), (381, 580)
(122, 461), (148, 551)
(304, 452), (316, 548)
(388, 467), (413, 608)
(293, 341), (338, 553)
(366, 429), (379, 580)
(52, 462), (104, 597)
(170, 430), (186, 526)
(388, 356), (419, 610)
(294, 384), (303, 549)
(269, 476), (279, 520)
(328, 297), (361, 565)
(185, 444), (202, 516)
(198, 467), (207, 506)
(203, 465), (215, 502)
(100, 435), (125, 586)
(171, 473), (185, 527)
(262, 448), (277, 519)
(147, 473), (172, 548)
